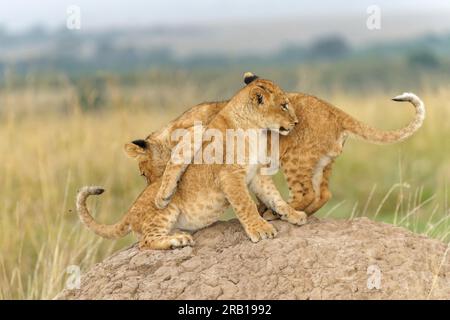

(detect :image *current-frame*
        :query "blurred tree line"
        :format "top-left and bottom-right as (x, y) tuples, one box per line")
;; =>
(1, 28), (449, 111)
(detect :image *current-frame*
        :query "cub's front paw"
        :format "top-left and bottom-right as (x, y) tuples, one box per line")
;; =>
(245, 219), (277, 243)
(262, 209), (280, 221)
(281, 208), (307, 226)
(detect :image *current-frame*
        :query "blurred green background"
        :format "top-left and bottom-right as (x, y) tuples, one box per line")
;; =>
(0, 0), (449, 299)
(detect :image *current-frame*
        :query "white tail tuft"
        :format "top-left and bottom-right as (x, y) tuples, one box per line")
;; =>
(392, 92), (420, 103)
(391, 92), (425, 120)
(78, 186), (105, 196)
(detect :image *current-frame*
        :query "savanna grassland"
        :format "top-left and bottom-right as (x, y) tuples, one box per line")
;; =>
(1, 69), (449, 299)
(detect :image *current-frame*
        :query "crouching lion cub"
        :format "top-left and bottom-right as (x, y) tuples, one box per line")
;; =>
(76, 77), (303, 249)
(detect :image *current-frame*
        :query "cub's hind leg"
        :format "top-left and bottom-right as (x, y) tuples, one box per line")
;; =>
(281, 154), (319, 211)
(304, 161), (333, 215)
(139, 204), (194, 250)
(250, 174), (307, 226)
(303, 137), (344, 215)
(258, 154), (318, 221)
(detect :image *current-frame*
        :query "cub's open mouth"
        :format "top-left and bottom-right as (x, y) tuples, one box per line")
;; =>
(268, 126), (291, 135)
(279, 126), (290, 135)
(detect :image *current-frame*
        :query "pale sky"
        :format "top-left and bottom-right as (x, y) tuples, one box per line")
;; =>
(1, 0), (449, 31)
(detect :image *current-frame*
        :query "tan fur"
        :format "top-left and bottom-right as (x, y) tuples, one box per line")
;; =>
(77, 78), (305, 250)
(131, 74), (425, 217)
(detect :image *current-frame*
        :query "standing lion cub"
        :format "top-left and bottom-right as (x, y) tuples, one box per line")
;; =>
(77, 77), (303, 249)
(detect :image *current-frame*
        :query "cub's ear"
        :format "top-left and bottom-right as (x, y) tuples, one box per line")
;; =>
(124, 139), (148, 159)
(249, 86), (265, 105)
(243, 72), (259, 85)
(132, 139), (147, 149)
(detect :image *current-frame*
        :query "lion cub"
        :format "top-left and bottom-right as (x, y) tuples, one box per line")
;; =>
(77, 77), (303, 249)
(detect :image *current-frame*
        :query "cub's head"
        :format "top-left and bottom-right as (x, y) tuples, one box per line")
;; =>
(124, 137), (170, 184)
(241, 72), (298, 135)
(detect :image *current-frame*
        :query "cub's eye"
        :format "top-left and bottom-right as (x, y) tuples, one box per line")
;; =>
(281, 103), (289, 111)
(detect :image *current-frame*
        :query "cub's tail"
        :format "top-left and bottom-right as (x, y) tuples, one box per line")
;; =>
(342, 92), (425, 144)
(76, 186), (130, 239)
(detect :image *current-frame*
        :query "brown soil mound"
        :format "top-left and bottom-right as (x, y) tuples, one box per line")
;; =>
(58, 217), (450, 299)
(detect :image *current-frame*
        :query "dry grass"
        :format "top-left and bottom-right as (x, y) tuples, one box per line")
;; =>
(0, 81), (449, 299)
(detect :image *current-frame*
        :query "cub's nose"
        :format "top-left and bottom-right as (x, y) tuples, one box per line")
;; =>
(294, 120), (299, 125)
